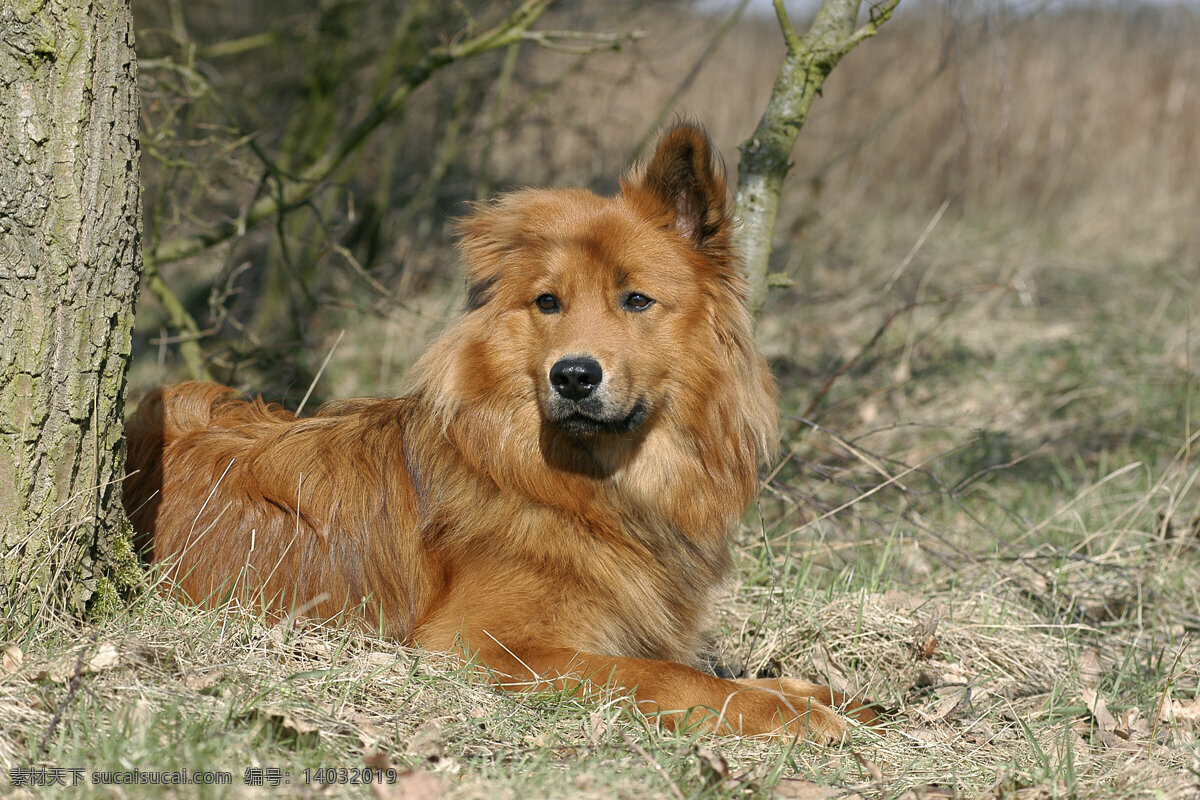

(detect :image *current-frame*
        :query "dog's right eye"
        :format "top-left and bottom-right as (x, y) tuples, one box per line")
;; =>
(534, 294), (560, 313)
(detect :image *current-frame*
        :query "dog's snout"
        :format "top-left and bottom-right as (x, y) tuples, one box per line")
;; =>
(550, 357), (603, 401)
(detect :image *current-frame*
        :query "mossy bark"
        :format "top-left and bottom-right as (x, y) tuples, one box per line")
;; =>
(735, 0), (899, 320)
(0, 0), (143, 624)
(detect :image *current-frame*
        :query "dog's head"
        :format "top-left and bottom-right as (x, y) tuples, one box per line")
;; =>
(414, 124), (776, 477)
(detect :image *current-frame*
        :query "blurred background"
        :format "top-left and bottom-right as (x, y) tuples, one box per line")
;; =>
(131, 0), (1199, 391)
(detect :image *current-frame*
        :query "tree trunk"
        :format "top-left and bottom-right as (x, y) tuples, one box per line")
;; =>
(0, 0), (143, 625)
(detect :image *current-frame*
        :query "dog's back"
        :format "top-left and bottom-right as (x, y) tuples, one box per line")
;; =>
(123, 381), (428, 635)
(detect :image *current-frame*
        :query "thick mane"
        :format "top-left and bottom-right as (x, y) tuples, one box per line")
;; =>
(405, 222), (777, 550)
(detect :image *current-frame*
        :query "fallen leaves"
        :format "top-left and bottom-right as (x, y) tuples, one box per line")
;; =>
(1157, 696), (1200, 746)
(235, 706), (322, 746)
(1076, 683), (1200, 751)
(1, 643), (23, 674)
(1160, 697), (1200, 727)
(366, 751), (448, 800)
(18, 641), (122, 683)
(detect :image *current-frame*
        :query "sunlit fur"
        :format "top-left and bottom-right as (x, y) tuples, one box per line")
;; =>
(123, 124), (873, 741)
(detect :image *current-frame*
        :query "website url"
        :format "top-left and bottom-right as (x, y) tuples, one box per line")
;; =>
(9, 767), (234, 787)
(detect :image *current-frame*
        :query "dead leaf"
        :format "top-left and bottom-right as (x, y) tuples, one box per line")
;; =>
(1081, 688), (1117, 731)
(696, 745), (729, 786)
(1, 644), (22, 674)
(1081, 687), (1124, 748)
(523, 731), (552, 748)
(373, 770), (447, 800)
(406, 722), (443, 759)
(1157, 696), (1198, 746)
(294, 638), (333, 659)
(236, 707), (321, 746)
(879, 590), (923, 611)
(342, 710), (381, 748)
(29, 642), (121, 683)
(587, 712), (609, 747)
(913, 633), (939, 660)
(1160, 697), (1200, 727)
(87, 642), (120, 672)
(182, 668), (224, 692)
(908, 606), (944, 661)
(1114, 706), (1148, 740)
(772, 778), (843, 799)
(918, 684), (971, 724)
(809, 650), (850, 694)
(1078, 648), (1102, 689)
(364, 651), (395, 668)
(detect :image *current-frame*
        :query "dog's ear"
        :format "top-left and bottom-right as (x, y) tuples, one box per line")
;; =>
(622, 124), (734, 257)
(454, 198), (524, 311)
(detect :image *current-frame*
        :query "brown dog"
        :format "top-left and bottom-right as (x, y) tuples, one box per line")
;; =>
(124, 124), (873, 742)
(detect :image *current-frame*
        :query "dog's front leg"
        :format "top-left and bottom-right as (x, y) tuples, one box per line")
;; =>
(473, 645), (853, 743)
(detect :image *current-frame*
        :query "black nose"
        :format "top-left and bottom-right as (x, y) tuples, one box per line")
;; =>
(550, 357), (603, 401)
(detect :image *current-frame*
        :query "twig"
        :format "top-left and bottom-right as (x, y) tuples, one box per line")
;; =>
(620, 731), (687, 800)
(520, 28), (643, 55)
(144, 0), (557, 271)
(143, 261), (213, 381)
(883, 199), (950, 294)
(36, 631), (102, 760)
(798, 283), (1005, 421)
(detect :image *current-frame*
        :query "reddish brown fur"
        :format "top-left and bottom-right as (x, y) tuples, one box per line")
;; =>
(123, 125), (874, 742)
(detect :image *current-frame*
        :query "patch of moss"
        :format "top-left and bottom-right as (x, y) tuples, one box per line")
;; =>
(86, 522), (145, 620)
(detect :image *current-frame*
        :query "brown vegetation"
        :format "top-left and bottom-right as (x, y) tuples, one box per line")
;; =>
(130, 2), (1200, 394)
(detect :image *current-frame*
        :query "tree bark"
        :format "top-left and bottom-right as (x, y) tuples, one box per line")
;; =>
(735, 0), (899, 320)
(0, 0), (143, 624)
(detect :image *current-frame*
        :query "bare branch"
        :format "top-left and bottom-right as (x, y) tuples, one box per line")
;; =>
(633, 0), (750, 160)
(144, 0), (557, 271)
(520, 28), (644, 55)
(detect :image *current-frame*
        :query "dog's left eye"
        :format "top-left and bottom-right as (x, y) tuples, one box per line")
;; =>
(534, 294), (560, 313)
(622, 293), (655, 312)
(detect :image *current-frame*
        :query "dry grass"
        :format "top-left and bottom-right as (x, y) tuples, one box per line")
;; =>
(3, 528), (1197, 798)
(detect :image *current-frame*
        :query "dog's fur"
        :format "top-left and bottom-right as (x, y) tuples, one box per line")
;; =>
(123, 124), (873, 741)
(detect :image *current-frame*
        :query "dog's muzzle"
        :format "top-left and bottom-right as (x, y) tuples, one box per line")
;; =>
(546, 356), (646, 435)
